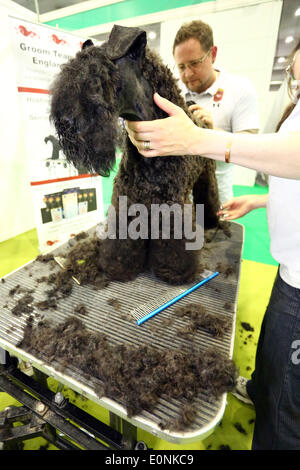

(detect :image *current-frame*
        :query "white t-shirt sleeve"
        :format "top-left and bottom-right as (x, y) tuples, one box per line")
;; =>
(231, 78), (260, 133)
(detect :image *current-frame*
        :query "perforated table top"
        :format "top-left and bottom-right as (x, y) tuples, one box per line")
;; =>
(0, 221), (244, 444)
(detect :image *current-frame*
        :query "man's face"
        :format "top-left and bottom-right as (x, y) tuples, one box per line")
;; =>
(174, 38), (217, 94)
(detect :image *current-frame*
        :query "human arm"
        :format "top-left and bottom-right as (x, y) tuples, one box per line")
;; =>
(217, 194), (268, 220)
(237, 129), (259, 134)
(125, 93), (300, 180)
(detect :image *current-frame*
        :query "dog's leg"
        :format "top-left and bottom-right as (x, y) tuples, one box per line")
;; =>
(149, 239), (201, 284)
(97, 201), (149, 281)
(193, 160), (220, 229)
(193, 160), (231, 239)
(97, 236), (148, 281)
(148, 205), (202, 284)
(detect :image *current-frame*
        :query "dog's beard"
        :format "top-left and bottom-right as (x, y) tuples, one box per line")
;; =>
(55, 113), (118, 177)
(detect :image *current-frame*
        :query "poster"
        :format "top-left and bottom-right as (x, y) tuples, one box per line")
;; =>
(9, 16), (104, 252)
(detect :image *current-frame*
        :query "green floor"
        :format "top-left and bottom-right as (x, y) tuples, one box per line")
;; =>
(0, 184), (277, 450)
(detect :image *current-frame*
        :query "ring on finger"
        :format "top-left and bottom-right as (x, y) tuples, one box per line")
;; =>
(143, 140), (151, 151)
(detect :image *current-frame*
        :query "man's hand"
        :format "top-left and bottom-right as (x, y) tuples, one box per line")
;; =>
(217, 194), (268, 220)
(188, 104), (213, 129)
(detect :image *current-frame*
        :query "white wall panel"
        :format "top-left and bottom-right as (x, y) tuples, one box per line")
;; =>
(0, 1), (36, 242)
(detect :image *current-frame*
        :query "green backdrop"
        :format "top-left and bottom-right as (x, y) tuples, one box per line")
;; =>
(45, 0), (214, 30)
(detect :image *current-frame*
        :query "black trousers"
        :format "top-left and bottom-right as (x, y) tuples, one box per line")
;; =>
(247, 270), (300, 449)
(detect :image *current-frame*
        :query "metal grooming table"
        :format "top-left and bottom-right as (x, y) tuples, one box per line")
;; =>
(0, 222), (244, 449)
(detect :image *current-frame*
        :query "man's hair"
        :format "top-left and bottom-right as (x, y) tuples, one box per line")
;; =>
(173, 20), (214, 54)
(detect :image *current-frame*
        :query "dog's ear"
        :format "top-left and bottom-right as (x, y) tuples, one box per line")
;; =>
(82, 39), (94, 50)
(106, 25), (146, 62)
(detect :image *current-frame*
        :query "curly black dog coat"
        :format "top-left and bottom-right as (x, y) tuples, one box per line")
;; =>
(50, 25), (222, 285)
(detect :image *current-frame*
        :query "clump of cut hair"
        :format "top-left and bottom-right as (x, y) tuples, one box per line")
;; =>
(19, 316), (238, 430)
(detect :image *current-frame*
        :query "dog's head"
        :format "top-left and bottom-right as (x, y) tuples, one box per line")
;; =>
(50, 44), (120, 177)
(50, 25), (165, 177)
(106, 25), (156, 121)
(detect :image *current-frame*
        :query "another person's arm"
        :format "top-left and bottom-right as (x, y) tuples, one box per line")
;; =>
(126, 93), (300, 180)
(217, 194), (268, 220)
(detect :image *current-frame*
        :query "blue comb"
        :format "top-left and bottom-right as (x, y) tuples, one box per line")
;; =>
(135, 271), (219, 326)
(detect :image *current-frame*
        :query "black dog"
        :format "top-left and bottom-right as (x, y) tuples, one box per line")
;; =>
(50, 25), (223, 285)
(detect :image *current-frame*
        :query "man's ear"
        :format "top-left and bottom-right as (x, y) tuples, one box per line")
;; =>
(211, 45), (218, 64)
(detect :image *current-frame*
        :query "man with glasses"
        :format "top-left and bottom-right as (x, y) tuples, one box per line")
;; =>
(173, 20), (260, 204)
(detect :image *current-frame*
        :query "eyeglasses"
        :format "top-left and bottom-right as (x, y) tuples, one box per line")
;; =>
(285, 50), (300, 80)
(286, 63), (295, 80)
(176, 48), (212, 73)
